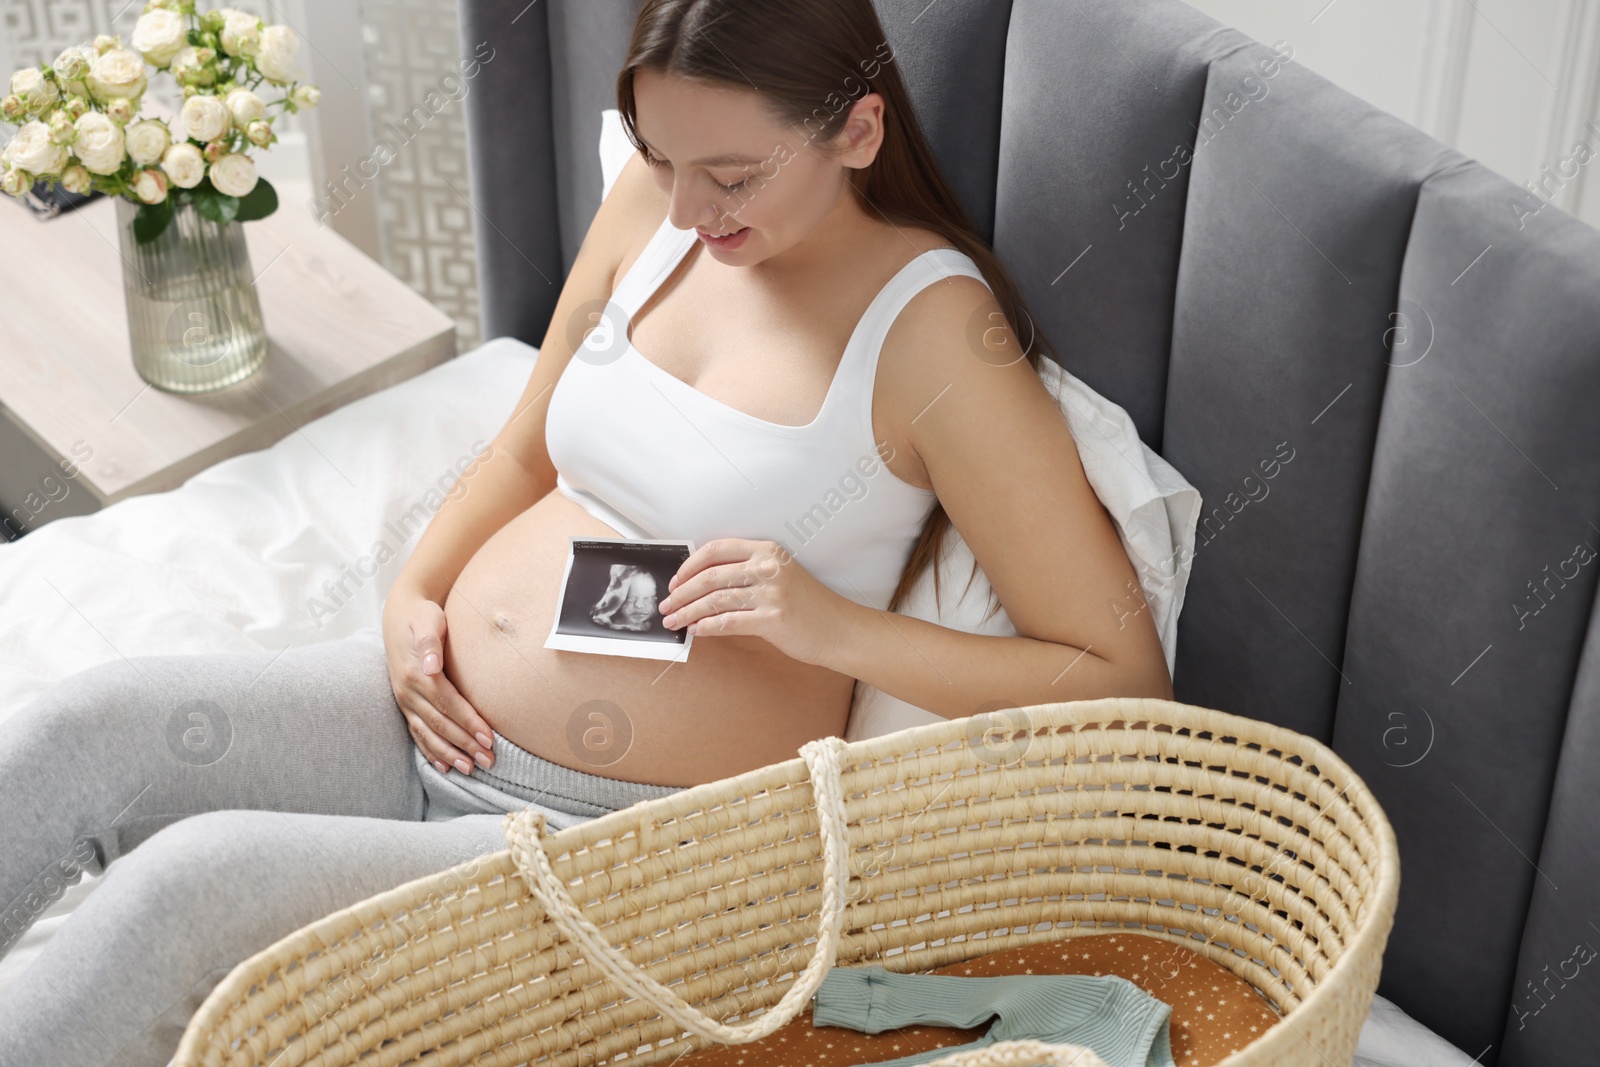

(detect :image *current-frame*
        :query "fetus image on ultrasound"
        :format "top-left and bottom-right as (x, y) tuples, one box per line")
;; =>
(545, 537), (696, 661)
(589, 564), (658, 632)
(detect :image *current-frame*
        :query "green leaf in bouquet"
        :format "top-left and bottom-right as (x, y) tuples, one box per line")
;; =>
(193, 183), (241, 225)
(232, 176), (278, 222)
(133, 197), (175, 245)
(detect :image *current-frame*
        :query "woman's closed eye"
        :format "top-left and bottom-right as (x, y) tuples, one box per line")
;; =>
(641, 150), (749, 193)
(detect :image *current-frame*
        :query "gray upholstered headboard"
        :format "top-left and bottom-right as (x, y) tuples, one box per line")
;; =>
(455, 2), (1600, 1062)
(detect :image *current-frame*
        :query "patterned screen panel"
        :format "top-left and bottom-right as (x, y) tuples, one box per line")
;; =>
(359, 0), (481, 351)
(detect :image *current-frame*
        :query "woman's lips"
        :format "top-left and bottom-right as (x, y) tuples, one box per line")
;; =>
(698, 226), (750, 250)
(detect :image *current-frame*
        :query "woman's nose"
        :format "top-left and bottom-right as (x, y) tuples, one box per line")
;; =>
(669, 206), (717, 233)
(668, 186), (730, 233)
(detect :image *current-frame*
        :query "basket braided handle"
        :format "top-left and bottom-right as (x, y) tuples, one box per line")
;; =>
(503, 738), (1116, 1067)
(503, 734), (854, 1045)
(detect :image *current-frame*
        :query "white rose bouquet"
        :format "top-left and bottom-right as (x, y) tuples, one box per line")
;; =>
(0, 0), (320, 244)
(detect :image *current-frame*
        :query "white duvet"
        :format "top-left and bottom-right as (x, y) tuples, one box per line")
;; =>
(0, 337), (1472, 1066)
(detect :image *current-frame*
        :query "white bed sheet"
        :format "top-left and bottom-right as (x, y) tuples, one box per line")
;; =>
(0, 337), (1473, 1065)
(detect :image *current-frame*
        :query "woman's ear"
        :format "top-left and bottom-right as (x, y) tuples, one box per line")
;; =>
(833, 91), (887, 169)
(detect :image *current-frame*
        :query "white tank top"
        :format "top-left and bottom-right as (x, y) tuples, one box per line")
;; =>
(544, 214), (989, 611)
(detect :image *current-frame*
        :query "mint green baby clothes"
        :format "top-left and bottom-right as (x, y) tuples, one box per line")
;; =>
(811, 966), (1176, 1067)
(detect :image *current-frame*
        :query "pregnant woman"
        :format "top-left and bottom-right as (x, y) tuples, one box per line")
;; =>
(0, 1), (1171, 1062)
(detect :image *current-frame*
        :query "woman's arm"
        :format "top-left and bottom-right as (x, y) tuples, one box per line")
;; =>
(383, 154), (669, 773)
(384, 440), (548, 608)
(820, 275), (1174, 716)
(820, 598), (1172, 720)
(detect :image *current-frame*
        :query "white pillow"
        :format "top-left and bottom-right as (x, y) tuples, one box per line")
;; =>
(596, 109), (1201, 742)
(599, 106), (638, 198)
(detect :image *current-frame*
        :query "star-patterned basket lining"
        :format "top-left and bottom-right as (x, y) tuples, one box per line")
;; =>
(674, 932), (1283, 1067)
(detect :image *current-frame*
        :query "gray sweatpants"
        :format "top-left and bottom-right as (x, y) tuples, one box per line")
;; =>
(0, 626), (685, 1066)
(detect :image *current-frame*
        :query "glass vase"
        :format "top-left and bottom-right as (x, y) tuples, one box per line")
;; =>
(114, 196), (269, 394)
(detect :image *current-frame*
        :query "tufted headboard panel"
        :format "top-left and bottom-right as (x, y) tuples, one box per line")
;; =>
(456, 2), (1600, 1062)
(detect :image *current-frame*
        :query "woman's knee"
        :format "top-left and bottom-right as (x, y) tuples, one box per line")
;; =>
(14, 810), (341, 1064)
(87, 811), (328, 955)
(29, 654), (137, 714)
(30, 809), (511, 1052)
(99, 808), (506, 944)
(9, 657), (158, 757)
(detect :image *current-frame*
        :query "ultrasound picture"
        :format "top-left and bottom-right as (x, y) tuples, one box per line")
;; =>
(544, 537), (697, 661)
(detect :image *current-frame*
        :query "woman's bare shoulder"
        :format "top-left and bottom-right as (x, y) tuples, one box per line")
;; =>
(889, 223), (960, 260)
(599, 154), (672, 296)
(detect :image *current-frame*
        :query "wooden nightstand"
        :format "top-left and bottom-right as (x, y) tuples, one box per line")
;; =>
(0, 194), (457, 538)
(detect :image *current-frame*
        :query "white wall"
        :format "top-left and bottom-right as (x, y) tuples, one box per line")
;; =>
(1185, 0), (1600, 229)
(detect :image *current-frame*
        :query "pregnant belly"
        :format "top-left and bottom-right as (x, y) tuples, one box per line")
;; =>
(441, 486), (857, 788)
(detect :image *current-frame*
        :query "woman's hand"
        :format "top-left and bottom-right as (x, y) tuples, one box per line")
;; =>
(657, 538), (848, 667)
(380, 590), (496, 776)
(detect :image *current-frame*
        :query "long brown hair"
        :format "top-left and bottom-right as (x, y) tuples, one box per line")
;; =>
(616, 0), (1062, 623)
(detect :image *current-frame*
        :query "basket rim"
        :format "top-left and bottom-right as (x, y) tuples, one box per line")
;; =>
(555, 693), (1396, 849)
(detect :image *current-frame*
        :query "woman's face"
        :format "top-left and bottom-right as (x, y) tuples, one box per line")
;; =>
(631, 68), (884, 264)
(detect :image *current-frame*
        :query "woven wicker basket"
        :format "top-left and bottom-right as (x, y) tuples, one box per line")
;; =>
(172, 696), (1399, 1067)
